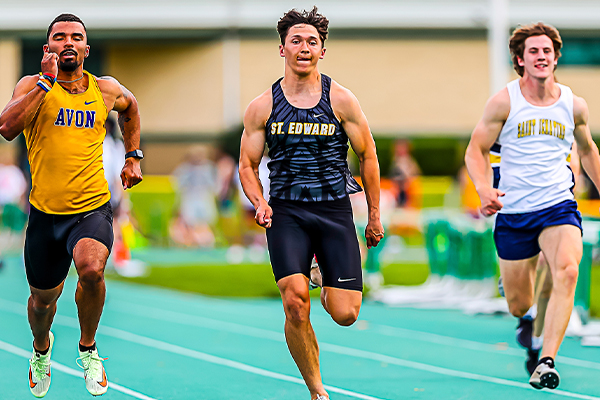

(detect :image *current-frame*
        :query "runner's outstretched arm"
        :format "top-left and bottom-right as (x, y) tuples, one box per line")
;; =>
(573, 96), (600, 193)
(465, 89), (509, 216)
(331, 81), (382, 248)
(99, 76), (142, 190)
(239, 90), (272, 228)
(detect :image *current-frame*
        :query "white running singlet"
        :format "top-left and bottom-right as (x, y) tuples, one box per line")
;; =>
(496, 79), (575, 213)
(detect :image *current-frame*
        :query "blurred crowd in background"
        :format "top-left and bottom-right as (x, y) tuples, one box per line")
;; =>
(2, 117), (600, 275)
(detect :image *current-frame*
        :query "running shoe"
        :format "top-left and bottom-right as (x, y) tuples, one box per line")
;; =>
(526, 348), (540, 376)
(516, 316), (534, 349)
(77, 345), (108, 396)
(29, 331), (54, 398)
(315, 395), (329, 400)
(309, 257), (322, 289)
(529, 359), (560, 389)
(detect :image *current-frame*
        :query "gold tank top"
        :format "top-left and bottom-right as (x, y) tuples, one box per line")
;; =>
(24, 70), (111, 214)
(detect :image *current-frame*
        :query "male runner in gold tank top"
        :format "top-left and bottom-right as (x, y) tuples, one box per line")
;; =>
(0, 14), (142, 398)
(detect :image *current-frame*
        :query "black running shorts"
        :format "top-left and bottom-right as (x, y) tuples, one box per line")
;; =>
(266, 196), (362, 291)
(24, 202), (114, 290)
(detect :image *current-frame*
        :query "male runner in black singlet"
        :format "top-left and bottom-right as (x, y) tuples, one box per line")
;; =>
(239, 7), (382, 400)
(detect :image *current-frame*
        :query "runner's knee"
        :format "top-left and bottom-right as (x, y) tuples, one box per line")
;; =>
(555, 264), (578, 290)
(508, 301), (531, 318)
(282, 292), (310, 325)
(330, 305), (359, 327)
(29, 294), (57, 315)
(77, 262), (105, 288)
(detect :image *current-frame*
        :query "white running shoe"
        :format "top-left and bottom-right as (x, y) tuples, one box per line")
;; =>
(29, 331), (54, 398)
(529, 361), (560, 389)
(309, 257), (323, 289)
(77, 345), (108, 396)
(315, 395), (329, 400)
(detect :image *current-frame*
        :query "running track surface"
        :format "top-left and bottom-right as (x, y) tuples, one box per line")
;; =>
(1, 256), (599, 400)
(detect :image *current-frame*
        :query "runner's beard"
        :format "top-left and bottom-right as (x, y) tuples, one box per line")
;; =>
(59, 59), (78, 72)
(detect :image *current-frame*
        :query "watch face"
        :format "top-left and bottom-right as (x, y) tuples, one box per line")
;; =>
(126, 150), (143, 159)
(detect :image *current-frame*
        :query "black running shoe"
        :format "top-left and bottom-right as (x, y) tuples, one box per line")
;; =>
(526, 348), (540, 376)
(516, 317), (533, 349)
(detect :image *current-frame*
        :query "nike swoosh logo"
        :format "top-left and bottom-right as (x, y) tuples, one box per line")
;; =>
(84, 100), (97, 105)
(98, 370), (108, 387)
(29, 369), (37, 388)
(313, 113), (324, 118)
(338, 277), (357, 282)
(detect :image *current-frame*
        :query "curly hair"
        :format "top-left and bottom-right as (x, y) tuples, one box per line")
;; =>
(509, 22), (562, 77)
(277, 6), (329, 46)
(47, 14), (86, 40)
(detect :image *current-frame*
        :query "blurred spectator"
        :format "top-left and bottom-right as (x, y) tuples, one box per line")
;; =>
(389, 139), (421, 207)
(171, 145), (218, 247)
(0, 147), (27, 208)
(0, 146), (27, 269)
(103, 116), (146, 275)
(103, 116), (126, 210)
(215, 147), (237, 212)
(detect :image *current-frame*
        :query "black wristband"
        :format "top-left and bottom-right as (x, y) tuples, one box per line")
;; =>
(125, 149), (143, 160)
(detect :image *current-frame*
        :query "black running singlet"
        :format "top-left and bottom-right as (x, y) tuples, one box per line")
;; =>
(265, 74), (362, 202)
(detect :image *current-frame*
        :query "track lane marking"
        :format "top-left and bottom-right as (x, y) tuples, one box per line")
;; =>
(0, 299), (386, 400)
(106, 300), (600, 371)
(2, 297), (600, 399)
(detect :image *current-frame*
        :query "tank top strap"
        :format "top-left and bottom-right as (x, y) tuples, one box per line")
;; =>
(271, 77), (285, 108)
(506, 79), (524, 117)
(321, 74), (332, 103)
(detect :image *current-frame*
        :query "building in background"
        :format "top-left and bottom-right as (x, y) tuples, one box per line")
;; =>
(2, 0), (600, 174)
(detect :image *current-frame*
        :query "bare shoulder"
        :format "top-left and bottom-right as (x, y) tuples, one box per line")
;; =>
(330, 79), (361, 121)
(573, 94), (589, 124)
(483, 87), (510, 122)
(95, 75), (123, 97)
(14, 75), (40, 94)
(330, 79), (358, 106)
(244, 88), (272, 128)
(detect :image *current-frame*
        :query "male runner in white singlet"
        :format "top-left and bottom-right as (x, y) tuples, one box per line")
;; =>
(465, 22), (600, 389)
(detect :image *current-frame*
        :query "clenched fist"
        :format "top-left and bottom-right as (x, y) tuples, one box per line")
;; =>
(41, 50), (59, 77)
(120, 158), (143, 190)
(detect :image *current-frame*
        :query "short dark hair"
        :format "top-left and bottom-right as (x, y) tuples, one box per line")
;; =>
(47, 13), (86, 40)
(509, 22), (562, 77)
(277, 7), (329, 46)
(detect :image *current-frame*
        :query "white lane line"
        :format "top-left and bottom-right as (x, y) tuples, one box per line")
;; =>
(106, 301), (600, 372)
(365, 323), (600, 372)
(96, 324), (386, 400)
(100, 301), (600, 399)
(0, 299), (386, 400)
(0, 340), (157, 400)
(3, 298), (600, 399)
(318, 342), (600, 400)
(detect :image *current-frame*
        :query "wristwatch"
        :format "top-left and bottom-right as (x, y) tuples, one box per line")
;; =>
(125, 149), (144, 160)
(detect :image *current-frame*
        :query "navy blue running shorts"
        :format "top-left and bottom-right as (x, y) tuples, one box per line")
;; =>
(494, 199), (582, 261)
(24, 202), (114, 290)
(266, 196), (362, 291)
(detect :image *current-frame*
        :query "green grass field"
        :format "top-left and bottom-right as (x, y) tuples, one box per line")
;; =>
(106, 262), (430, 298)
(107, 263), (599, 317)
